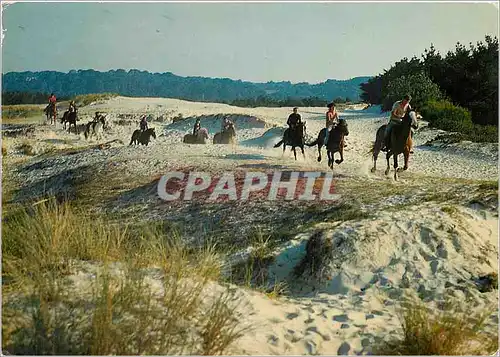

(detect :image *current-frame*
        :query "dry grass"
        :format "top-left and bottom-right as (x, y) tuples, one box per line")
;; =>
(72, 93), (118, 107)
(2, 105), (42, 120)
(373, 295), (498, 355)
(2, 198), (250, 355)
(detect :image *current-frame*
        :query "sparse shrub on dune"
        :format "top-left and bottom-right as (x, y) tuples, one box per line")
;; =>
(293, 230), (333, 283)
(2, 198), (249, 355)
(18, 141), (37, 156)
(72, 93), (119, 107)
(373, 294), (498, 355)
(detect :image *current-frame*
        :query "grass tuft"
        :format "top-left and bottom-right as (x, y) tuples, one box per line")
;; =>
(373, 295), (498, 355)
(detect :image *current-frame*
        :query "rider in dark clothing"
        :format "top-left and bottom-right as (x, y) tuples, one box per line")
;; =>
(140, 115), (148, 131)
(193, 118), (201, 136)
(287, 107), (302, 130)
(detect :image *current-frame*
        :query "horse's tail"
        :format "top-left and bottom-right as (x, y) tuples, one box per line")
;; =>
(273, 140), (283, 148)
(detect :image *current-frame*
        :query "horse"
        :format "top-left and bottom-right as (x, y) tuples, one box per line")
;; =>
(183, 128), (209, 144)
(84, 115), (107, 140)
(44, 103), (57, 125)
(371, 110), (418, 180)
(129, 128), (157, 146)
(61, 109), (79, 133)
(273, 121), (307, 161)
(213, 123), (236, 145)
(306, 119), (349, 169)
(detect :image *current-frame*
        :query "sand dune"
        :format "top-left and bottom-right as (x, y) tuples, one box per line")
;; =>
(2, 96), (498, 355)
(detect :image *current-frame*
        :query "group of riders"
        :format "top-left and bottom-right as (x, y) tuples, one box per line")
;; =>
(283, 94), (419, 153)
(46, 92), (419, 151)
(192, 115), (234, 138)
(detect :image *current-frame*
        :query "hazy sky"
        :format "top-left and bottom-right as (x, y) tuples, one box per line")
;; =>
(1, 1), (498, 83)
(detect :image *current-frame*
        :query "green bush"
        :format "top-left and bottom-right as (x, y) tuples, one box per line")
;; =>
(421, 100), (474, 132)
(383, 72), (443, 111)
(421, 100), (497, 143)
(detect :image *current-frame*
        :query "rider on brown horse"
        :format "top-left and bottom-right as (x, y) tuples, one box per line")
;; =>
(383, 94), (412, 152)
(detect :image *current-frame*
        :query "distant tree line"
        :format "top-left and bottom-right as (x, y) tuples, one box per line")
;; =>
(2, 69), (370, 104)
(227, 96), (355, 108)
(2, 91), (70, 105)
(359, 35), (498, 142)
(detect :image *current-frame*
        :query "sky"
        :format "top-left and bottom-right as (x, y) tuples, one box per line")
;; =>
(1, 1), (498, 83)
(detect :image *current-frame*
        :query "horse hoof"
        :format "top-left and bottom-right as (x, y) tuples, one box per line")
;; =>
(403, 166), (408, 171)
(370, 167), (376, 173)
(385, 169), (390, 176)
(317, 157), (321, 162)
(335, 159), (343, 165)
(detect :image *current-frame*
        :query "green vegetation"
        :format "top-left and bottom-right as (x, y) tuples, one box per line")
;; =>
(360, 35), (498, 142)
(72, 93), (119, 107)
(2, 199), (249, 355)
(2, 105), (43, 120)
(373, 295), (498, 355)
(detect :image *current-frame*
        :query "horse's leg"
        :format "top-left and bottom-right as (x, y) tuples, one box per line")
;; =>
(385, 152), (391, 176)
(293, 146), (297, 161)
(301, 145), (305, 160)
(327, 151), (333, 169)
(317, 142), (322, 162)
(403, 139), (411, 170)
(335, 146), (344, 165)
(393, 154), (399, 181)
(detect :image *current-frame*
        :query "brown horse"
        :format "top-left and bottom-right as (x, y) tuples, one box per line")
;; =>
(371, 110), (418, 180)
(183, 128), (209, 144)
(306, 119), (349, 169)
(44, 103), (57, 125)
(213, 123), (236, 145)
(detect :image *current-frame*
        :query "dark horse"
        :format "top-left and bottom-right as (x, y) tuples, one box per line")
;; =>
(129, 128), (157, 146)
(306, 119), (349, 169)
(61, 109), (79, 133)
(371, 110), (418, 180)
(273, 121), (306, 161)
(44, 103), (57, 125)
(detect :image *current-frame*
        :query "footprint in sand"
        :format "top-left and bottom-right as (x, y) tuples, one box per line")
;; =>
(337, 342), (351, 355)
(333, 314), (349, 322)
(306, 326), (331, 341)
(267, 334), (280, 346)
(371, 310), (384, 316)
(286, 312), (299, 320)
(305, 317), (315, 324)
(340, 323), (350, 329)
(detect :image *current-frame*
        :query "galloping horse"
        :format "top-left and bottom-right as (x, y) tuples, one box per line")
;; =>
(273, 121), (307, 161)
(61, 108), (79, 133)
(130, 128), (157, 146)
(213, 123), (236, 145)
(306, 119), (349, 169)
(44, 103), (57, 125)
(371, 110), (418, 180)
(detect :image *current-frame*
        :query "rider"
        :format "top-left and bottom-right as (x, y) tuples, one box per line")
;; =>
(140, 115), (148, 131)
(68, 100), (77, 113)
(383, 94), (412, 152)
(221, 116), (233, 133)
(287, 107), (302, 132)
(47, 93), (57, 120)
(193, 117), (201, 136)
(324, 102), (339, 145)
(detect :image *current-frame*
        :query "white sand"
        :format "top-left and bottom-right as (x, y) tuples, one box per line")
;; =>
(3, 96), (498, 355)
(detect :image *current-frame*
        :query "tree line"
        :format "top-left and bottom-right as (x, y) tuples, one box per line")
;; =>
(359, 35), (498, 142)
